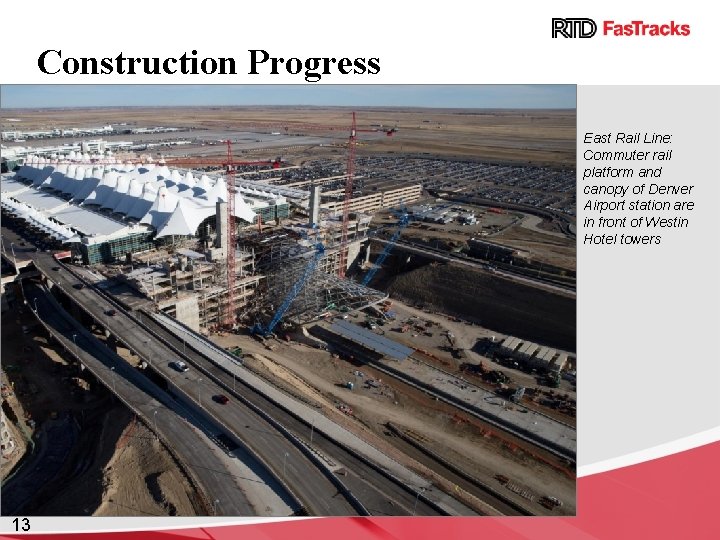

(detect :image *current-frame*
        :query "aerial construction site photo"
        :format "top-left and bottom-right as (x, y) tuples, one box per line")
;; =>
(0, 85), (576, 517)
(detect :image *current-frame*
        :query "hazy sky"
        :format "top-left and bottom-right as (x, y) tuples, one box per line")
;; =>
(1, 85), (575, 109)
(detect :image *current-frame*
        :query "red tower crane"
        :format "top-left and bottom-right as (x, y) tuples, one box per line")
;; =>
(223, 140), (237, 328)
(337, 113), (396, 277)
(206, 115), (395, 278)
(164, 113), (396, 322)
(220, 142), (287, 328)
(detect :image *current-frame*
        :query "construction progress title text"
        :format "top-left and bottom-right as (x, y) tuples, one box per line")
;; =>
(37, 49), (381, 82)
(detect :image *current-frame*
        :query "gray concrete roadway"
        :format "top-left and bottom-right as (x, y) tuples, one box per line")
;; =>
(30, 252), (357, 516)
(24, 283), (260, 516)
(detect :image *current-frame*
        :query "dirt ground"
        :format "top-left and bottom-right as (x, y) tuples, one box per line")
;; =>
(362, 302), (576, 419)
(0, 307), (201, 516)
(211, 330), (576, 516)
(92, 411), (199, 517)
(3, 107), (576, 167)
(492, 221), (577, 270)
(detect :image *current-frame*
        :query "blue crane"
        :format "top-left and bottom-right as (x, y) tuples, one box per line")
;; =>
(361, 202), (462, 287)
(251, 243), (325, 337)
(361, 210), (410, 287)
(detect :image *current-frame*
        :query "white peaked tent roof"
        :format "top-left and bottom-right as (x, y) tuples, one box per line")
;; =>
(127, 182), (157, 220)
(72, 167), (103, 202)
(61, 165), (86, 196)
(28, 164), (55, 187)
(0, 194), (80, 243)
(197, 175), (212, 192)
(12, 162), (265, 233)
(202, 177), (228, 203)
(102, 175), (130, 210)
(139, 186), (180, 229)
(135, 170), (157, 186)
(154, 165), (171, 180)
(170, 169), (183, 185)
(47, 163), (70, 188)
(155, 198), (198, 237)
(46, 165), (66, 191)
(155, 192), (258, 238)
(45, 170), (66, 192)
(176, 185), (197, 198)
(84, 171), (119, 206)
(233, 192), (258, 223)
(115, 178), (143, 215)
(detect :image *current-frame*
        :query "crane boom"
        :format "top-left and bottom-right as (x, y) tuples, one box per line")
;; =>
(361, 212), (410, 287)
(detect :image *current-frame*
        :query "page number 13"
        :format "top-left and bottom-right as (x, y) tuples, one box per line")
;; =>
(13, 518), (30, 532)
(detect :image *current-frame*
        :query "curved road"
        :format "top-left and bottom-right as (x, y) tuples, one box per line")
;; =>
(30, 251), (357, 516)
(141, 313), (446, 516)
(24, 283), (257, 516)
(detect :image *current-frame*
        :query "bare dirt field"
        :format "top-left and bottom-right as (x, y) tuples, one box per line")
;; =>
(0, 310), (200, 516)
(211, 332), (575, 516)
(3, 106), (576, 167)
(493, 221), (577, 270)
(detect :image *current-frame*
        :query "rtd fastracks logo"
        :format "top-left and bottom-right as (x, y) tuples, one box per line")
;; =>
(552, 18), (691, 38)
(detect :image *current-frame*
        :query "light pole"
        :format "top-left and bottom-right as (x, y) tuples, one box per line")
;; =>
(213, 499), (220, 515)
(413, 487), (426, 516)
(232, 372), (236, 392)
(33, 297), (38, 314)
(110, 366), (117, 394)
(153, 410), (158, 440)
(197, 378), (202, 405)
(310, 418), (315, 444)
(283, 452), (289, 480)
(72, 333), (79, 359)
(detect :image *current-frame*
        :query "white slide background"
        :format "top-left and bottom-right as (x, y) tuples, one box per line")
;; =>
(2, 0), (720, 532)
(577, 86), (720, 475)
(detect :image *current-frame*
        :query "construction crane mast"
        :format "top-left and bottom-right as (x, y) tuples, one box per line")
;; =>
(223, 140), (237, 327)
(338, 112), (357, 277)
(216, 142), (284, 328)
(337, 113), (397, 277)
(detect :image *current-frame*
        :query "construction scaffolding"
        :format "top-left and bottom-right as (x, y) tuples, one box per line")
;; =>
(249, 241), (386, 330)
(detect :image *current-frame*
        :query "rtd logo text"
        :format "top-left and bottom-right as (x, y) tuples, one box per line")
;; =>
(552, 18), (597, 38)
(552, 18), (691, 37)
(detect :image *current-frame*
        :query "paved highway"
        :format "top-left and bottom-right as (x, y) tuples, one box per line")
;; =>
(140, 313), (448, 516)
(30, 252), (359, 516)
(24, 283), (258, 516)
